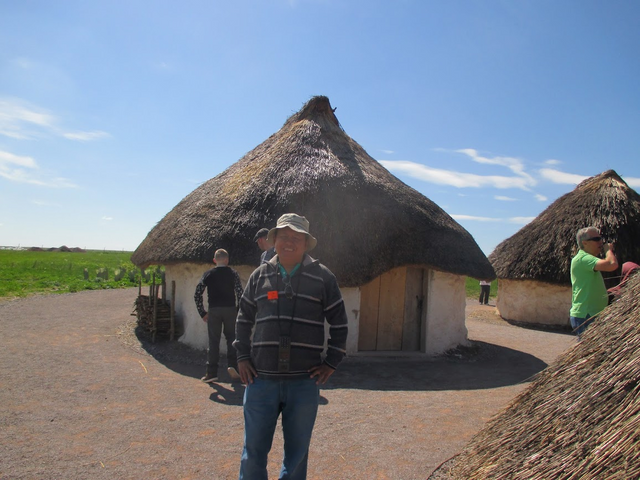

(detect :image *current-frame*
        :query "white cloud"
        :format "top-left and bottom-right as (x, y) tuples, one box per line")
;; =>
(382, 150), (636, 201)
(154, 61), (171, 70)
(623, 176), (640, 189)
(381, 149), (394, 154)
(0, 97), (109, 142)
(0, 150), (37, 168)
(63, 131), (110, 141)
(380, 160), (534, 190)
(101, 216), (113, 221)
(32, 200), (61, 207)
(14, 57), (34, 69)
(509, 216), (535, 224)
(456, 148), (536, 185)
(0, 98), (56, 139)
(451, 214), (501, 222)
(539, 168), (587, 185)
(0, 170), (76, 187)
(451, 214), (535, 225)
(0, 149), (77, 188)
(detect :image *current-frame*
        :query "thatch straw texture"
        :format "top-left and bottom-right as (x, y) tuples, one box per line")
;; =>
(132, 96), (494, 287)
(489, 170), (640, 286)
(451, 271), (640, 479)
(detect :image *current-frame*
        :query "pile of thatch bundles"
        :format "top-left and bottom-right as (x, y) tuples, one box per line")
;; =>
(449, 271), (640, 479)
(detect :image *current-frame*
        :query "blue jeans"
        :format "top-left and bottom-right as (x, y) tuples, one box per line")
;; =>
(570, 314), (593, 337)
(239, 377), (319, 480)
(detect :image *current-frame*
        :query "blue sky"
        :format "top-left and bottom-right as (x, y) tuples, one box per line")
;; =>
(1, 0), (639, 255)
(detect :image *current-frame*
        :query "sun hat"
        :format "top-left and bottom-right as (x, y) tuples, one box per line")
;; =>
(267, 213), (317, 251)
(253, 228), (270, 242)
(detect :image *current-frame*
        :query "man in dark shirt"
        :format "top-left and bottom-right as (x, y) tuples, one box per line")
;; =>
(194, 249), (244, 382)
(254, 227), (276, 264)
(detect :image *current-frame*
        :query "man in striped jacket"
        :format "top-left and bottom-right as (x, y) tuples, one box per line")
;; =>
(234, 213), (348, 480)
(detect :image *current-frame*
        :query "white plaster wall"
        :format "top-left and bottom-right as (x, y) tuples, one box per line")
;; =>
(165, 263), (256, 351)
(165, 264), (467, 356)
(165, 264), (358, 355)
(424, 270), (468, 355)
(496, 279), (571, 326)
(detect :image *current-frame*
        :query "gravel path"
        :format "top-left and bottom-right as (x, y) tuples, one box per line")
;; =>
(0, 289), (575, 479)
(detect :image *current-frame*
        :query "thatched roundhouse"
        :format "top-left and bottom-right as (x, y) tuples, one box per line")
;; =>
(489, 170), (640, 328)
(132, 96), (494, 354)
(450, 271), (640, 479)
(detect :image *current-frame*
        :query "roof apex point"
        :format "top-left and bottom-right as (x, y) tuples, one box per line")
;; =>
(578, 169), (627, 190)
(294, 95), (340, 126)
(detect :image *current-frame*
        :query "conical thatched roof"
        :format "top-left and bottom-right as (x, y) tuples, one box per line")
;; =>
(450, 271), (640, 479)
(489, 170), (640, 286)
(132, 96), (494, 286)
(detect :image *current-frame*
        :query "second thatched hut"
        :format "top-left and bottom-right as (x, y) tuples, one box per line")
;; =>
(489, 170), (640, 328)
(132, 96), (494, 355)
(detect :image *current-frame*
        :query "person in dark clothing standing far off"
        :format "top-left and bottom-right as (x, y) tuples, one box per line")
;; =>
(479, 280), (491, 305)
(254, 227), (276, 264)
(235, 213), (348, 480)
(194, 249), (244, 382)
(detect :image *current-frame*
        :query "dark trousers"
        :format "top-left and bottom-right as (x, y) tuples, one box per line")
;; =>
(207, 306), (238, 375)
(479, 285), (490, 305)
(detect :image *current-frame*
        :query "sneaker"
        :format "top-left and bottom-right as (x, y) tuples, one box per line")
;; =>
(201, 373), (218, 383)
(227, 366), (240, 380)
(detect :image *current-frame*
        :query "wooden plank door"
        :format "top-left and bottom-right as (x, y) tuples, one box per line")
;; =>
(359, 266), (425, 352)
(358, 275), (381, 351)
(376, 267), (407, 350)
(402, 267), (424, 351)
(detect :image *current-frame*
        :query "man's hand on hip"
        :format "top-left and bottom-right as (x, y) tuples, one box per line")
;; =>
(309, 364), (335, 385)
(238, 360), (257, 385)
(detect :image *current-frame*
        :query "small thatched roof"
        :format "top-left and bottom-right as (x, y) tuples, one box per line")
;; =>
(489, 170), (640, 286)
(132, 96), (494, 286)
(450, 271), (640, 479)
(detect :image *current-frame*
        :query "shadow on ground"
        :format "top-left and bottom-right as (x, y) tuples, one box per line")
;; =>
(134, 323), (548, 393)
(327, 341), (546, 391)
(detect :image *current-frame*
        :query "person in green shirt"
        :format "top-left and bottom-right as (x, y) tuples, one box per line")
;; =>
(570, 227), (618, 337)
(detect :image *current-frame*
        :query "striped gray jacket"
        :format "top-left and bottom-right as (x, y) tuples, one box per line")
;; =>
(233, 254), (348, 380)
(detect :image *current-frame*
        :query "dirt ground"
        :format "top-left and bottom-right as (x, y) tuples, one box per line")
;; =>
(0, 288), (575, 480)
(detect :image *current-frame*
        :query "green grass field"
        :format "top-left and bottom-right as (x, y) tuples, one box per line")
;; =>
(1, 249), (494, 300)
(0, 249), (161, 298)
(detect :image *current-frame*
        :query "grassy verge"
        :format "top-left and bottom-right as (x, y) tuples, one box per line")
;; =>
(0, 250), (162, 298)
